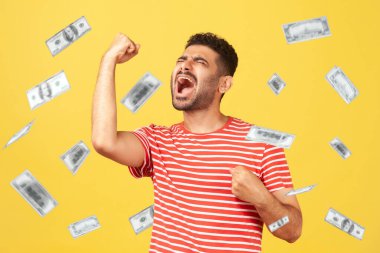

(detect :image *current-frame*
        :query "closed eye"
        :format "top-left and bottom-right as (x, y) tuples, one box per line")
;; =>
(176, 56), (208, 66)
(176, 56), (186, 63)
(194, 57), (208, 65)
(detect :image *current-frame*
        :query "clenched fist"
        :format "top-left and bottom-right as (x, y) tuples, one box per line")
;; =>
(230, 166), (270, 207)
(104, 33), (140, 64)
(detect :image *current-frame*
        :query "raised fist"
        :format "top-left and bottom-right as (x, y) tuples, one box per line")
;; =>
(104, 33), (140, 64)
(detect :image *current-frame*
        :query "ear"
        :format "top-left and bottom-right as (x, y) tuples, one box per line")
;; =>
(218, 76), (233, 95)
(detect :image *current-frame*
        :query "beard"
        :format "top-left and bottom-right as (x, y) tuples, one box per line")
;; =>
(170, 74), (220, 111)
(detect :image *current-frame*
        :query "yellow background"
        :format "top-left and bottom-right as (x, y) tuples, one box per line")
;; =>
(1, 0), (379, 252)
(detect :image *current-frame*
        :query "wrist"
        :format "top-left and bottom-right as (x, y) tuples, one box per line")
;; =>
(102, 52), (118, 64)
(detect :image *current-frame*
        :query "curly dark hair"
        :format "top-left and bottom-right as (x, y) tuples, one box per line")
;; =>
(185, 32), (238, 76)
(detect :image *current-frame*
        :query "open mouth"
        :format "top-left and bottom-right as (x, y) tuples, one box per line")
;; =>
(175, 74), (196, 96)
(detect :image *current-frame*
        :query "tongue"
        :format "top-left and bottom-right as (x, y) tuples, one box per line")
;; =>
(178, 86), (194, 97)
(177, 78), (195, 97)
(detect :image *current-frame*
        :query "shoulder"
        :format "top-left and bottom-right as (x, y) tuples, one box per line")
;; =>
(227, 116), (268, 149)
(228, 116), (254, 132)
(134, 122), (183, 136)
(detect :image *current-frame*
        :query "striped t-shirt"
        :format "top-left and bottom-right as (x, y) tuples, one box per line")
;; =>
(128, 116), (293, 253)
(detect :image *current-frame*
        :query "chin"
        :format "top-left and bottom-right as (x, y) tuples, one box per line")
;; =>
(172, 102), (188, 111)
(172, 99), (193, 111)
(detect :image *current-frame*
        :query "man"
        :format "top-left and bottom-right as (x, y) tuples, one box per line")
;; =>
(38, 82), (52, 101)
(341, 218), (354, 234)
(62, 25), (78, 42)
(92, 32), (302, 252)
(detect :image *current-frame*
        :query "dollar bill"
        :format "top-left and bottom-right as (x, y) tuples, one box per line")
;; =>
(246, 125), (295, 149)
(286, 184), (316, 196)
(4, 120), (35, 148)
(61, 140), (90, 175)
(330, 137), (351, 159)
(283, 16), (331, 44)
(268, 73), (286, 95)
(129, 205), (154, 234)
(326, 66), (359, 104)
(68, 216), (101, 238)
(46, 16), (91, 56)
(121, 72), (162, 113)
(269, 216), (289, 232)
(11, 170), (58, 216)
(325, 208), (364, 240)
(26, 71), (70, 110)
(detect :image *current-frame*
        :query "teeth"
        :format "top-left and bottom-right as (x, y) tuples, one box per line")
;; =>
(178, 76), (194, 84)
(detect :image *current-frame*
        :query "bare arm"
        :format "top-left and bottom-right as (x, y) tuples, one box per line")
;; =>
(231, 166), (302, 243)
(92, 33), (145, 167)
(255, 188), (302, 243)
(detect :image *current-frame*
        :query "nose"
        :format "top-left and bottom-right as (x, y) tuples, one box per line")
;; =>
(179, 59), (191, 72)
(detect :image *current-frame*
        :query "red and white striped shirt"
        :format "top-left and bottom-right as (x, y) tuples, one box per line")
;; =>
(129, 116), (293, 253)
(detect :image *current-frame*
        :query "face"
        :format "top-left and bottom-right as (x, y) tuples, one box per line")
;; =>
(342, 219), (351, 232)
(39, 83), (52, 99)
(64, 27), (75, 41)
(171, 45), (223, 111)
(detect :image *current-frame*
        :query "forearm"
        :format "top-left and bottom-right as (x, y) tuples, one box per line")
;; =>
(254, 191), (302, 243)
(92, 55), (118, 149)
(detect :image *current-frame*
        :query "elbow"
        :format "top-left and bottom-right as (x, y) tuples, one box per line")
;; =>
(286, 235), (300, 244)
(285, 226), (302, 243)
(284, 208), (303, 243)
(92, 136), (114, 156)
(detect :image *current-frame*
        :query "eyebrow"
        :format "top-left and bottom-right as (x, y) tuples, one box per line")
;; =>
(177, 56), (187, 61)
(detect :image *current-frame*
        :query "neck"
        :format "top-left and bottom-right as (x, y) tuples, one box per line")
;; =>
(182, 105), (228, 134)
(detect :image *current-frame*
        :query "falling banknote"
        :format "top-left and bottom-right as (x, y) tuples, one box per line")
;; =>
(121, 72), (162, 113)
(61, 140), (90, 175)
(11, 170), (58, 216)
(330, 137), (351, 159)
(129, 205), (154, 234)
(326, 66), (359, 104)
(46, 16), (91, 56)
(268, 73), (286, 95)
(246, 125), (295, 149)
(69, 216), (101, 238)
(283, 16), (331, 44)
(325, 208), (364, 240)
(269, 216), (289, 232)
(286, 184), (317, 196)
(26, 71), (70, 110)
(4, 120), (34, 148)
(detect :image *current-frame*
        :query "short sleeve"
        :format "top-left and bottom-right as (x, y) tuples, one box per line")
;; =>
(128, 125), (154, 178)
(260, 144), (293, 192)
